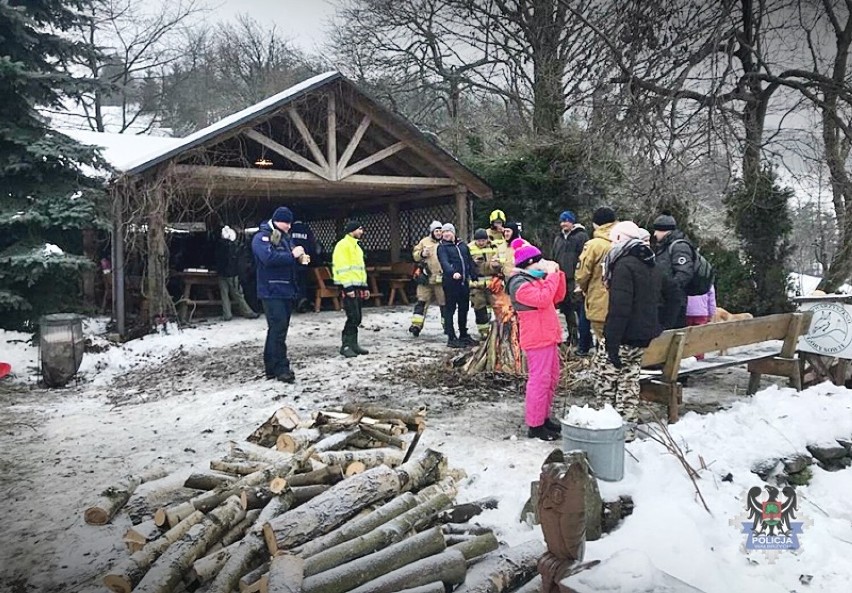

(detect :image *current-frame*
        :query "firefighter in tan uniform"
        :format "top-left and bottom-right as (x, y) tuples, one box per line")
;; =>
(487, 209), (507, 246)
(408, 221), (446, 336)
(468, 228), (502, 338)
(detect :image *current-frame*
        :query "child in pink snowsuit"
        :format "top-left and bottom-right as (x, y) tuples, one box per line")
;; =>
(506, 239), (567, 440)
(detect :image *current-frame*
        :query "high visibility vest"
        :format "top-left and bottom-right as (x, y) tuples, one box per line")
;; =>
(468, 241), (499, 287)
(332, 234), (367, 288)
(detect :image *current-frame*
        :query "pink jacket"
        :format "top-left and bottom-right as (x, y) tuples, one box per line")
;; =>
(686, 285), (717, 318)
(509, 270), (567, 350)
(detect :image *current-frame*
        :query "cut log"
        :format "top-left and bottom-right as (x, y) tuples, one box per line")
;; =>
(286, 465), (345, 488)
(313, 429), (362, 453)
(84, 466), (169, 525)
(414, 477), (459, 501)
(231, 441), (298, 465)
(222, 509), (261, 547)
(346, 461), (367, 476)
(343, 548), (467, 593)
(357, 425), (406, 449)
(317, 412), (407, 436)
(441, 523), (494, 536)
(453, 540), (545, 593)
(244, 485), (331, 510)
(340, 404), (426, 430)
(156, 452), (305, 527)
(315, 448), (405, 471)
(208, 492), (297, 593)
(444, 535), (476, 546)
(248, 406), (304, 447)
(239, 562), (269, 593)
(392, 584), (445, 593)
(123, 519), (162, 553)
(276, 428), (322, 453)
(263, 465), (403, 555)
(302, 527), (445, 593)
(103, 510), (205, 593)
(296, 491), (419, 559)
(132, 496), (246, 593)
(268, 553), (305, 593)
(184, 471), (238, 491)
(447, 532), (499, 561)
(437, 497), (499, 524)
(302, 493), (453, 576)
(396, 449), (446, 493)
(211, 458), (271, 476)
(188, 545), (232, 585)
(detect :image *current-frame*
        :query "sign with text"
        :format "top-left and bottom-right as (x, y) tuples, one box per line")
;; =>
(797, 299), (852, 359)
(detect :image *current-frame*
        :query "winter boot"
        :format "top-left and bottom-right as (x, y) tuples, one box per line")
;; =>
(408, 324), (421, 337)
(446, 331), (463, 348)
(527, 425), (560, 441)
(339, 333), (358, 358)
(544, 417), (562, 433)
(351, 330), (369, 355)
(459, 333), (479, 347)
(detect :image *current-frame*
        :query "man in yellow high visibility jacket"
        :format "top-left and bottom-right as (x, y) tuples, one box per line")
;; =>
(332, 221), (369, 358)
(468, 228), (502, 338)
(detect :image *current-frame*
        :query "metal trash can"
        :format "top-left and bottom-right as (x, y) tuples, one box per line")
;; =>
(39, 314), (85, 387)
(561, 421), (625, 482)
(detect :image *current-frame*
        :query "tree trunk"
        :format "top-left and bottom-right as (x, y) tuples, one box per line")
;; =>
(343, 548), (467, 593)
(296, 492), (420, 559)
(302, 493), (453, 576)
(123, 519), (163, 553)
(315, 449), (405, 472)
(185, 471), (238, 491)
(277, 428), (322, 453)
(302, 527), (445, 593)
(85, 466), (169, 525)
(211, 458), (270, 476)
(103, 510), (205, 593)
(263, 465), (402, 554)
(453, 540), (545, 593)
(208, 492), (297, 593)
(133, 496), (246, 593)
(268, 553), (305, 593)
(447, 532), (499, 561)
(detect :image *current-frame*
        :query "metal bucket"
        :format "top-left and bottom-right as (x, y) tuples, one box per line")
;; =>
(39, 313), (85, 387)
(561, 421), (625, 482)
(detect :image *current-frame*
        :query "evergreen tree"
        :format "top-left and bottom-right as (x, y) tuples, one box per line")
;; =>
(0, 0), (107, 330)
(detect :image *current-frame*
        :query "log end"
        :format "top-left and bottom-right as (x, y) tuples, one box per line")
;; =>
(262, 522), (279, 556)
(345, 461), (367, 476)
(276, 434), (297, 453)
(83, 507), (108, 526)
(153, 507), (168, 527)
(102, 574), (132, 593)
(269, 477), (288, 494)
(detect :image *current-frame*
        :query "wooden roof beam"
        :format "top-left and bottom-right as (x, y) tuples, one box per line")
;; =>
(288, 106), (329, 171)
(243, 128), (331, 181)
(339, 141), (406, 179)
(337, 115), (371, 174)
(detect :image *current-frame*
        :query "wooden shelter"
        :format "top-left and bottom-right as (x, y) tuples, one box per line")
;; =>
(109, 72), (492, 335)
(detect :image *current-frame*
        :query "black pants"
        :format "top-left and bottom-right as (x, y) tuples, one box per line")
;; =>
(343, 294), (363, 337)
(443, 280), (470, 339)
(262, 298), (292, 376)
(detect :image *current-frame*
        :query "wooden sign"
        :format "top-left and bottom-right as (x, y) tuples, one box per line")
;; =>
(797, 297), (852, 359)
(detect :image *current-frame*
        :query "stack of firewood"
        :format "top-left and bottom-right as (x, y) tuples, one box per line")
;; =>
(85, 404), (545, 593)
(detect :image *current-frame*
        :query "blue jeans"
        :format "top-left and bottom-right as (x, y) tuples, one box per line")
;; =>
(262, 299), (293, 376)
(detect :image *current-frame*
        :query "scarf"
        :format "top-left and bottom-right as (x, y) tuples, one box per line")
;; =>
(602, 239), (654, 288)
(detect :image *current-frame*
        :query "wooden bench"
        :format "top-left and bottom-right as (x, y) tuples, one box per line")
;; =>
(385, 263), (413, 306)
(312, 267), (341, 312)
(640, 312), (813, 423)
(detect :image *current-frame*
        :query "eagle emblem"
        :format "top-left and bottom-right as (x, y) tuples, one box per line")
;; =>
(746, 485), (797, 536)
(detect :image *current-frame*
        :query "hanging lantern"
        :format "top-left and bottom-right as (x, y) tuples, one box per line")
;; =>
(39, 313), (85, 387)
(254, 157), (273, 168)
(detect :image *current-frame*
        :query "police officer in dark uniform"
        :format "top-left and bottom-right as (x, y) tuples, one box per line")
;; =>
(652, 213), (694, 330)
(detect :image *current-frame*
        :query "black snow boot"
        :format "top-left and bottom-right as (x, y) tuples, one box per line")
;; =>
(340, 333), (358, 358)
(351, 330), (369, 355)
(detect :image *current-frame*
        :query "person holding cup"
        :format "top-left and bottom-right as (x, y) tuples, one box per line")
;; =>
(332, 221), (370, 358)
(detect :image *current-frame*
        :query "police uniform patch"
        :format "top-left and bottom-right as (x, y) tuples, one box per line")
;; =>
(262, 236), (270, 242)
(676, 256), (688, 265)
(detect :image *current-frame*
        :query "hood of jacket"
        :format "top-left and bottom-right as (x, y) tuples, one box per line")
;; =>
(656, 228), (687, 250)
(593, 221), (616, 241)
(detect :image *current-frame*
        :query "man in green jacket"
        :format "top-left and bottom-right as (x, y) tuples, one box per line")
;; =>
(332, 221), (370, 358)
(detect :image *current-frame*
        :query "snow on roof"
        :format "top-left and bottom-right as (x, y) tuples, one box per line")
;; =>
(121, 71), (341, 176)
(60, 128), (183, 173)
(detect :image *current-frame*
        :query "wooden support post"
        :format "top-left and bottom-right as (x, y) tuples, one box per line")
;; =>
(113, 189), (126, 336)
(747, 371), (762, 395)
(662, 331), (686, 423)
(327, 93), (338, 181)
(781, 312), (805, 357)
(389, 202), (401, 263)
(455, 186), (469, 240)
(146, 183), (168, 327)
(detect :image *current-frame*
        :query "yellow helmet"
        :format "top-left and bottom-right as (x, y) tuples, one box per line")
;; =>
(489, 209), (506, 224)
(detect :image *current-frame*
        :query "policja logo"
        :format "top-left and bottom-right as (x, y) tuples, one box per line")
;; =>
(730, 485), (812, 563)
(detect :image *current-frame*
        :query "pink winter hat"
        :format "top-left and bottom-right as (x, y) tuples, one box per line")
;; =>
(609, 221), (642, 243)
(511, 238), (542, 268)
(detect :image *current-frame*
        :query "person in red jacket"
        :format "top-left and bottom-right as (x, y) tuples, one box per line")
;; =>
(506, 238), (567, 440)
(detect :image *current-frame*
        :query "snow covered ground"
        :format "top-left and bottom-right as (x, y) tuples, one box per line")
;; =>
(1, 307), (851, 593)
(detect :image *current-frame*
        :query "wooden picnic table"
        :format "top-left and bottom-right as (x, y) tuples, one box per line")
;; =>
(175, 270), (221, 320)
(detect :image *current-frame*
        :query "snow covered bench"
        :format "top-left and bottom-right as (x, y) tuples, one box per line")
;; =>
(639, 312), (813, 423)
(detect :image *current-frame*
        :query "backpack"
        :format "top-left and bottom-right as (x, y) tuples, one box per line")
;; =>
(668, 239), (714, 296)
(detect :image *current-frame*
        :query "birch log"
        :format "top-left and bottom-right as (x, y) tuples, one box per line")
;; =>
(285, 465), (345, 488)
(263, 465), (402, 554)
(312, 429), (362, 453)
(123, 519), (162, 553)
(231, 441), (297, 465)
(314, 449), (405, 472)
(103, 510), (205, 593)
(302, 527), (445, 593)
(184, 471), (238, 491)
(210, 458), (270, 476)
(302, 493), (452, 576)
(453, 540), (546, 593)
(132, 496), (246, 593)
(267, 553), (305, 593)
(447, 532), (499, 561)
(340, 404), (426, 429)
(343, 548), (467, 593)
(239, 562), (269, 593)
(392, 584), (445, 593)
(276, 428), (322, 452)
(84, 466), (169, 525)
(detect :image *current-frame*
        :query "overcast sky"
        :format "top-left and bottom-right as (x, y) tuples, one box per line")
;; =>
(202, 0), (336, 52)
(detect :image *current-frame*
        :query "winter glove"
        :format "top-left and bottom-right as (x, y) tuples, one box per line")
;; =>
(270, 227), (282, 246)
(607, 347), (623, 369)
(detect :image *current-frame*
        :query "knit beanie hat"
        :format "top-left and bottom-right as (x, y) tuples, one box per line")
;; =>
(504, 221), (521, 242)
(609, 221), (642, 243)
(442, 223), (456, 235)
(653, 213), (677, 231)
(344, 220), (363, 234)
(473, 228), (488, 240)
(272, 207), (294, 223)
(559, 210), (576, 223)
(512, 238), (542, 268)
(429, 220), (443, 232)
(592, 207), (616, 226)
